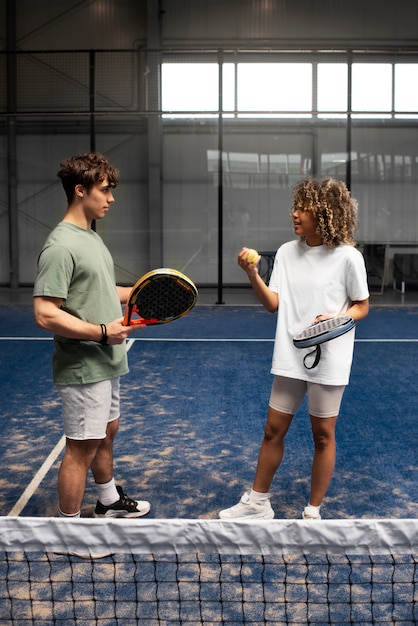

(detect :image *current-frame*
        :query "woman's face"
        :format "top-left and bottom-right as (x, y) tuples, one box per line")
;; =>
(291, 206), (322, 246)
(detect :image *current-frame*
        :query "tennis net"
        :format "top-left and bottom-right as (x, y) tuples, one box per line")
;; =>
(1, 516), (417, 625)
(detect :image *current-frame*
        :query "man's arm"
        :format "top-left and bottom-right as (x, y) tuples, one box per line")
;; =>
(33, 296), (135, 344)
(116, 285), (132, 304)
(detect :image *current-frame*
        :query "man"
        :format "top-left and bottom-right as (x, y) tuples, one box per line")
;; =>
(33, 152), (150, 519)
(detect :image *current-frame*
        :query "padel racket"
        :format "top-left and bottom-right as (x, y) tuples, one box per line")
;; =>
(293, 315), (355, 369)
(123, 268), (198, 326)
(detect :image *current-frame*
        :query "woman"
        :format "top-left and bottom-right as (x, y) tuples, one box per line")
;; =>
(219, 177), (369, 520)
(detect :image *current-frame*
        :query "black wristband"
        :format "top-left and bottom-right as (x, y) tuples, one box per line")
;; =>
(99, 323), (108, 346)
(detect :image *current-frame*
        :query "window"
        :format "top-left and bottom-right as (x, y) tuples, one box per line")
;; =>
(351, 63), (392, 118)
(236, 63), (312, 117)
(317, 63), (348, 118)
(161, 59), (418, 119)
(395, 64), (418, 119)
(222, 63), (235, 113)
(161, 63), (219, 117)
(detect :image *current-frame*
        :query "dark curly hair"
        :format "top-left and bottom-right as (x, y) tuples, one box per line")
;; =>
(57, 152), (120, 202)
(291, 177), (358, 249)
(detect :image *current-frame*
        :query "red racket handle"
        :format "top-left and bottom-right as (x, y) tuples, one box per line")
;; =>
(128, 317), (158, 326)
(123, 305), (158, 326)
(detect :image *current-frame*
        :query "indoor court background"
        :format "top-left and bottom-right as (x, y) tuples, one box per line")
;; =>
(1, 4), (418, 623)
(1, 298), (417, 522)
(1, 0), (418, 525)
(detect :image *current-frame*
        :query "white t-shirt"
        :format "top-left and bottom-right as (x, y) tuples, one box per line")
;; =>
(268, 240), (369, 385)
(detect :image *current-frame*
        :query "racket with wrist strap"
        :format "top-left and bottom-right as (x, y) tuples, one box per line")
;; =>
(293, 315), (355, 369)
(123, 268), (198, 326)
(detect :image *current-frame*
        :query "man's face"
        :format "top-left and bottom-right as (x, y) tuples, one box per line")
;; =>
(82, 177), (115, 221)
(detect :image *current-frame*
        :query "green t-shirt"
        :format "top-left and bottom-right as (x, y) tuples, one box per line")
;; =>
(33, 222), (129, 385)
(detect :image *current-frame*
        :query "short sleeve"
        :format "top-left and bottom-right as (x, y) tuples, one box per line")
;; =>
(33, 245), (75, 299)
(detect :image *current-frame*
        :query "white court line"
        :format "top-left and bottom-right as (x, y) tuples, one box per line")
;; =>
(0, 336), (54, 340)
(133, 337), (274, 342)
(125, 337), (136, 351)
(7, 339), (135, 516)
(355, 338), (418, 342)
(2, 336), (418, 343)
(130, 337), (418, 343)
(8, 435), (66, 516)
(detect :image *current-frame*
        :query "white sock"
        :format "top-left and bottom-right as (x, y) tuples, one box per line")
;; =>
(96, 478), (119, 506)
(306, 503), (321, 512)
(249, 489), (270, 503)
(58, 509), (81, 518)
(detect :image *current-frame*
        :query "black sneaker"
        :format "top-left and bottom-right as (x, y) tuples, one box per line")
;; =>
(94, 485), (151, 518)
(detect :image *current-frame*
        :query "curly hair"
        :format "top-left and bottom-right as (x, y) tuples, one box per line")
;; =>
(291, 177), (358, 249)
(57, 152), (120, 202)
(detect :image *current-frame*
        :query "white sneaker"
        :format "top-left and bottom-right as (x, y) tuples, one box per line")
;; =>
(219, 491), (274, 519)
(302, 505), (321, 520)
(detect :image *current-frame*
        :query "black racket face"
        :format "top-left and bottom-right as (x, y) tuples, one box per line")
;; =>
(125, 269), (198, 325)
(134, 276), (196, 322)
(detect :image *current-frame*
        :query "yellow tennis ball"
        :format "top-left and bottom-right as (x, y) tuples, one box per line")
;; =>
(245, 248), (259, 264)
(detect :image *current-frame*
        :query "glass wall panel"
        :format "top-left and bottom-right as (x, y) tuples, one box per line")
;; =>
(0, 130), (9, 284)
(15, 53), (90, 112)
(219, 126), (314, 282)
(93, 122), (150, 283)
(14, 118), (92, 284)
(162, 122), (218, 284)
(10, 117), (149, 285)
(351, 125), (418, 243)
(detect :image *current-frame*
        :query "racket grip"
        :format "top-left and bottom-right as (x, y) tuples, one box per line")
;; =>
(122, 309), (130, 326)
(122, 312), (145, 326)
(122, 304), (144, 326)
(128, 318), (149, 326)
(123, 308), (155, 326)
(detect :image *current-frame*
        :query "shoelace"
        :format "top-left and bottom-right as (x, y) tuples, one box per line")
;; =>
(119, 491), (137, 508)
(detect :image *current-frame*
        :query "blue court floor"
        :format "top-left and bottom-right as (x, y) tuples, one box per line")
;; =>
(0, 298), (417, 521)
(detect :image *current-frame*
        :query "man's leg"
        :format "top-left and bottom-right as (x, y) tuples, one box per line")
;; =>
(90, 418), (119, 485)
(58, 437), (101, 515)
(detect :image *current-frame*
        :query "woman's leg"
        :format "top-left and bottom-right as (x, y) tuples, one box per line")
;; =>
(252, 406), (294, 493)
(308, 414), (338, 506)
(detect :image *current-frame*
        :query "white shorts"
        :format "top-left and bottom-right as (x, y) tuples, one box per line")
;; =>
(269, 375), (345, 418)
(57, 377), (120, 440)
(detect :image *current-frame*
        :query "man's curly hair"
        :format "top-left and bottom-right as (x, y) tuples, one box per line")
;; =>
(291, 177), (358, 249)
(57, 152), (120, 203)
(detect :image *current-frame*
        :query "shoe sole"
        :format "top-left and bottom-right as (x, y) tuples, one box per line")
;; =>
(219, 511), (275, 520)
(93, 509), (150, 518)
